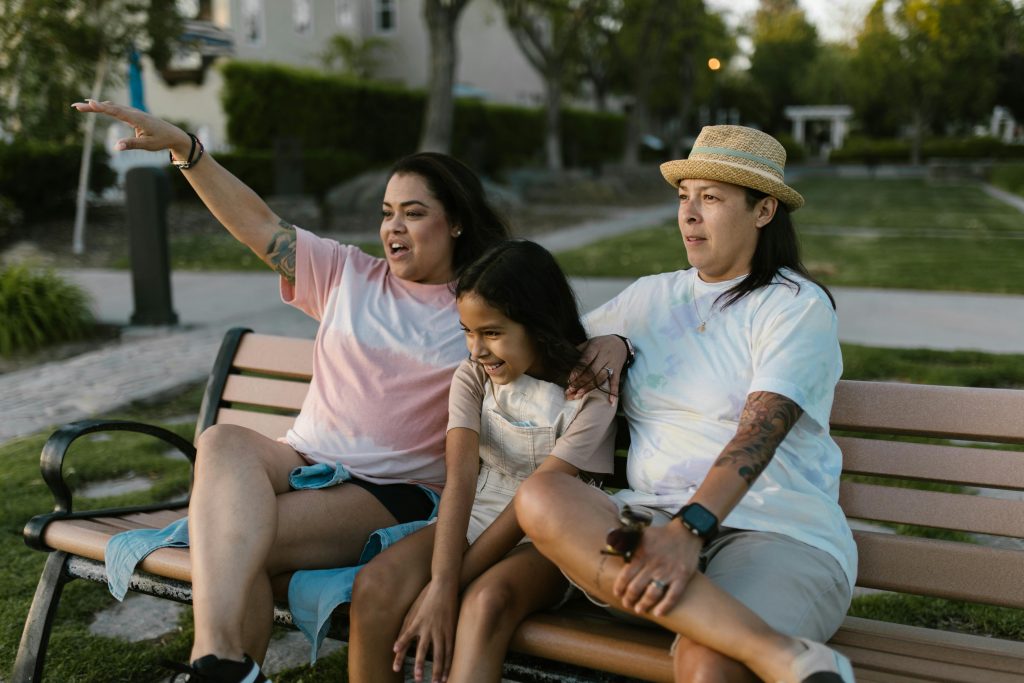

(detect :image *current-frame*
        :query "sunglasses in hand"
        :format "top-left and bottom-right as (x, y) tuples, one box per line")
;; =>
(601, 505), (654, 563)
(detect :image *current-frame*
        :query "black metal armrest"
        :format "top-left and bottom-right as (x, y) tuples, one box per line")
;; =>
(24, 419), (196, 552)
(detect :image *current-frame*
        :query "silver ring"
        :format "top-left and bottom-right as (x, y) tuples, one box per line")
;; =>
(604, 366), (614, 378)
(649, 578), (667, 591)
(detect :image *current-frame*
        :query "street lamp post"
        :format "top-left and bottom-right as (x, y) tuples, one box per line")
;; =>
(707, 57), (721, 126)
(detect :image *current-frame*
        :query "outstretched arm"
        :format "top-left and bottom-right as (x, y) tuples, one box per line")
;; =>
(615, 391), (803, 617)
(72, 100), (295, 282)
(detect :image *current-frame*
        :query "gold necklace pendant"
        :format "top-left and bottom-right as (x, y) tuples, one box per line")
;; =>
(697, 321), (706, 333)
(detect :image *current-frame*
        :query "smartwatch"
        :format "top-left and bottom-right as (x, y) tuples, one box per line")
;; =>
(673, 503), (719, 542)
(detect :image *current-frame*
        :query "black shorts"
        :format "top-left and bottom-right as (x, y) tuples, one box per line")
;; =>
(347, 478), (436, 524)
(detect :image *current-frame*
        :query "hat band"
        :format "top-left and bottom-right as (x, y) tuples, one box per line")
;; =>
(689, 146), (785, 175)
(692, 157), (787, 187)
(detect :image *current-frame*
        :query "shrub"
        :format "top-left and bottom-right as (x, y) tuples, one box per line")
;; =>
(169, 148), (372, 202)
(830, 136), (1024, 164)
(774, 132), (806, 164)
(0, 141), (116, 222)
(0, 264), (95, 356)
(991, 163), (1024, 197)
(220, 61), (627, 173)
(0, 195), (23, 248)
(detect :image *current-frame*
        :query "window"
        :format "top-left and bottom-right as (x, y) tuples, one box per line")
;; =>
(240, 0), (265, 46)
(373, 0), (397, 35)
(293, 0), (313, 35)
(335, 0), (356, 28)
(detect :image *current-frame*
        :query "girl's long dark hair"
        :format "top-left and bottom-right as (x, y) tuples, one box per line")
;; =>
(719, 188), (836, 310)
(388, 152), (511, 279)
(455, 240), (592, 386)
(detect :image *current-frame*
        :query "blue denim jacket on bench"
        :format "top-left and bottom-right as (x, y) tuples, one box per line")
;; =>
(104, 462), (440, 663)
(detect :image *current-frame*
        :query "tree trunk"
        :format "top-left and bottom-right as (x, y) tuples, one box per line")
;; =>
(672, 52), (696, 159)
(72, 54), (109, 255)
(543, 69), (563, 171)
(910, 107), (923, 166)
(418, 0), (461, 153)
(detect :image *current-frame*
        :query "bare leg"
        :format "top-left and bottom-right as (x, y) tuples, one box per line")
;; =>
(189, 424), (399, 662)
(447, 545), (568, 683)
(348, 525), (438, 683)
(674, 635), (759, 683)
(515, 472), (805, 683)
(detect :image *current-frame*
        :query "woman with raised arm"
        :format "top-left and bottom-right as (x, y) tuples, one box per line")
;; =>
(518, 125), (858, 683)
(73, 100), (511, 683)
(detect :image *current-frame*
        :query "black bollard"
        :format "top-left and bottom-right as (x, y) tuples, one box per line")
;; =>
(125, 166), (178, 326)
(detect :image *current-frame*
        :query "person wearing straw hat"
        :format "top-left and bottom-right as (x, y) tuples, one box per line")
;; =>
(519, 125), (856, 683)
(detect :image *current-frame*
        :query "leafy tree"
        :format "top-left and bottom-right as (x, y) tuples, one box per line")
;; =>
(747, 0), (820, 133)
(848, 0), (910, 137)
(320, 33), (389, 80)
(498, 0), (601, 170)
(419, 0), (473, 153)
(0, 0), (181, 143)
(995, 0), (1024, 124)
(855, 0), (1004, 162)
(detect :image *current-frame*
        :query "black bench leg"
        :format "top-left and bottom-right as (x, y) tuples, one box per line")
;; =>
(13, 551), (74, 683)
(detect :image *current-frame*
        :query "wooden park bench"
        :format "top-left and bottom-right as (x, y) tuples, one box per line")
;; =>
(15, 328), (1024, 682)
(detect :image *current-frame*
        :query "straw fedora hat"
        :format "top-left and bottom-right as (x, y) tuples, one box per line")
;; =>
(660, 125), (804, 211)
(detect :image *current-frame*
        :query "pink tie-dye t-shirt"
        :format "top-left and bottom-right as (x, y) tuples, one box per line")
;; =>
(279, 228), (465, 487)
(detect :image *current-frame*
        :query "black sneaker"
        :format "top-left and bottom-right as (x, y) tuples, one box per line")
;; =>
(166, 654), (270, 683)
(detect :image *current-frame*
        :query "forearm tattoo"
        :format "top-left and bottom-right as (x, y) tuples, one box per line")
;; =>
(266, 220), (297, 284)
(713, 391), (803, 486)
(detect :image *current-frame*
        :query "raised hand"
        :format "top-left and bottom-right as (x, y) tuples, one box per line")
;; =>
(71, 99), (192, 160)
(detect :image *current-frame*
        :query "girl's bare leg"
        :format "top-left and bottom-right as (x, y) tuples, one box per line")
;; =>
(515, 472), (804, 683)
(447, 545), (568, 683)
(348, 526), (437, 683)
(188, 424), (400, 662)
(673, 634), (759, 683)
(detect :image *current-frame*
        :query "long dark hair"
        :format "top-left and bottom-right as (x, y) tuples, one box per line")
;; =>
(388, 152), (511, 279)
(455, 240), (593, 386)
(718, 188), (835, 309)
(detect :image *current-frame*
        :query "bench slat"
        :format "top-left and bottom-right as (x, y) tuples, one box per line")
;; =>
(215, 408), (296, 440)
(232, 334), (314, 379)
(837, 436), (1024, 490)
(832, 381), (1024, 444)
(834, 616), (1024, 675)
(840, 481), (1024, 538)
(854, 531), (1024, 608)
(221, 375), (308, 412)
(510, 611), (674, 683)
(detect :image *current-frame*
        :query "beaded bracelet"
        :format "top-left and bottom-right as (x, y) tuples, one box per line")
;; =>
(169, 133), (205, 170)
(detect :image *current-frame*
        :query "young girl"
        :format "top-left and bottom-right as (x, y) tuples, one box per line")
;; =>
(347, 240), (618, 683)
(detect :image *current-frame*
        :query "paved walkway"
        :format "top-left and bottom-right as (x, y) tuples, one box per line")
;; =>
(3, 198), (1024, 444)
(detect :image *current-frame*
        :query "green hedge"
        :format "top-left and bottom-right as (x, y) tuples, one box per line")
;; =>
(0, 141), (115, 222)
(220, 61), (626, 174)
(169, 148), (370, 202)
(830, 136), (1024, 164)
(991, 163), (1024, 197)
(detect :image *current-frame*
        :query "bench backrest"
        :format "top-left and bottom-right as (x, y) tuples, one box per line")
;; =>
(200, 329), (1024, 610)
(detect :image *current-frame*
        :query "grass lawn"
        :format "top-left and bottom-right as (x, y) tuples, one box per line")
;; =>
(556, 177), (1024, 294)
(4, 346), (1023, 680)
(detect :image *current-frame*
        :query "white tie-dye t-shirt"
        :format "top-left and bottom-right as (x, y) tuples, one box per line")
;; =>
(585, 267), (857, 589)
(279, 228), (466, 487)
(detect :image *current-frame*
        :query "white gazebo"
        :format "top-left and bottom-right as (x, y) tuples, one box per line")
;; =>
(784, 105), (854, 154)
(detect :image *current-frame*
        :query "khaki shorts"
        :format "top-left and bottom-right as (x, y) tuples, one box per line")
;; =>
(581, 502), (851, 643)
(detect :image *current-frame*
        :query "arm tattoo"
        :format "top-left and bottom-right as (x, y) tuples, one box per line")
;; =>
(266, 220), (297, 284)
(713, 391), (803, 486)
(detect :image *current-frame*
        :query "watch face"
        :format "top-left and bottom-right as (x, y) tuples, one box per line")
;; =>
(683, 504), (717, 535)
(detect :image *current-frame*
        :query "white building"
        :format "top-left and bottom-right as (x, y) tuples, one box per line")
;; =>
(109, 0), (545, 151)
